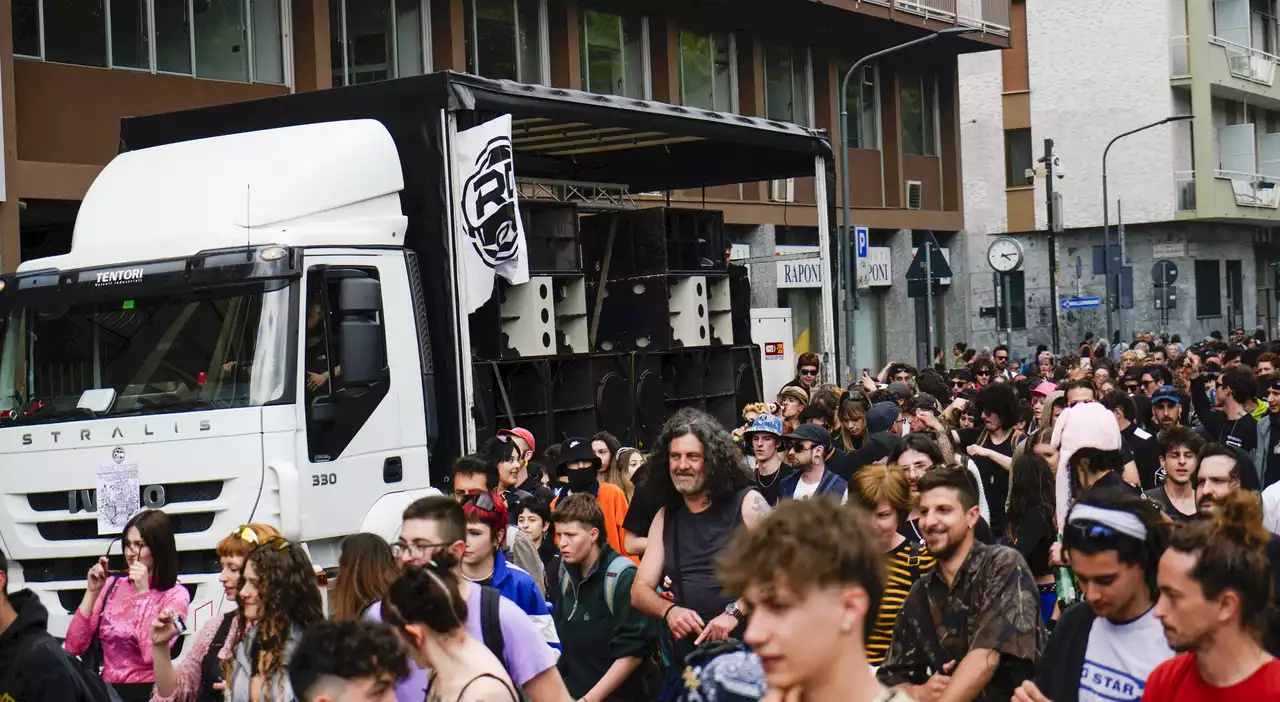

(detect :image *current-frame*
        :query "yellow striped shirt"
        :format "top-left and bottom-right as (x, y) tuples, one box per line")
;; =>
(866, 538), (934, 665)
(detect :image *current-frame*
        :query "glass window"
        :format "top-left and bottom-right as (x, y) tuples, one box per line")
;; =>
(331, 0), (428, 86)
(110, 0), (148, 68)
(1195, 260), (1223, 317)
(0, 283), (291, 418)
(155, 0), (192, 73)
(679, 28), (735, 112)
(13, 0), (40, 57)
(840, 62), (879, 149)
(764, 45), (810, 125)
(44, 0), (108, 67)
(581, 8), (647, 99)
(18, 0), (284, 82)
(466, 0), (545, 84)
(252, 0), (283, 84)
(1004, 129), (1033, 187)
(901, 71), (937, 156)
(195, 0), (249, 82)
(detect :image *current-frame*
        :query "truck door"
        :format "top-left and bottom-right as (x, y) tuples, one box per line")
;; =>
(294, 252), (426, 540)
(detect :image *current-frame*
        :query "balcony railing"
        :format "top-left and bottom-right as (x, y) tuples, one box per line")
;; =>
(1215, 169), (1280, 208)
(1170, 36), (1191, 78)
(1175, 170), (1196, 211)
(1209, 36), (1279, 86)
(857, 0), (1011, 36)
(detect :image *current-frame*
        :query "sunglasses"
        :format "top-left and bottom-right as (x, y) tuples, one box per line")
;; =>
(995, 356), (1008, 361)
(460, 491), (498, 512)
(254, 536), (292, 553)
(781, 441), (815, 453)
(951, 380), (967, 387)
(1063, 522), (1126, 548)
(799, 368), (819, 376)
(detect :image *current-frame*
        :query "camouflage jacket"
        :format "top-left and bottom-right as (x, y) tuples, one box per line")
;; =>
(876, 542), (1045, 702)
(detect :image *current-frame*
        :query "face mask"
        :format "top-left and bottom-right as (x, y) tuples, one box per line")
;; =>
(565, 468), (597, 491)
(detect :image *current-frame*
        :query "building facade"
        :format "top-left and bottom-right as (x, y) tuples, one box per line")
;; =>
(959, 0), (1280, 360)
(2, 0), (1009, 380)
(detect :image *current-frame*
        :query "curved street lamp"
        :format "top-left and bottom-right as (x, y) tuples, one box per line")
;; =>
(1101, 114), (1194, 344)
(837, 26), (980, 380)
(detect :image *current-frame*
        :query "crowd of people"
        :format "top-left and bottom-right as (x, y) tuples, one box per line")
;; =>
(5, 330), (1280, 701)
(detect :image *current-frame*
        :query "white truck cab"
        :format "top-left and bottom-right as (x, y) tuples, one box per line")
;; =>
(0, 120), (436, 635)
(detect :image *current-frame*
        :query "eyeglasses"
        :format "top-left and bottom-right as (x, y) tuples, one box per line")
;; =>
(950, 380), (967, 388)
(995, 355), (1008, 361)
(231, 525), (261, 545)
(123, 539), (148, 555)
(976, 372), (991, 377)
(392, 541), (454, 560)
(799, 368), (818, 377)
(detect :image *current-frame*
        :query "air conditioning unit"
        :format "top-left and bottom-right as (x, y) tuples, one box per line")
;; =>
(769, 178), (795, 203)
(905, 180), (923, 210)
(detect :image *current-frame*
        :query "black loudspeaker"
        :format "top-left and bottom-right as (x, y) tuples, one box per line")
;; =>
(631, 354), (666, 450)
(521, 201), (580, 274)
(580, 208), (726, 278)
(473, 360), (552, 450)
(732, 345), (765, 411)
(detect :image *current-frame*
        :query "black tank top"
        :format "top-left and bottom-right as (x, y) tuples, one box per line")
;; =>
(661, 488), (750, 621)
(198, 612), (236, 702)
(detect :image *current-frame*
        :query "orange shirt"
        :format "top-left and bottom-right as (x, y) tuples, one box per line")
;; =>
(552, 481), (635, 563)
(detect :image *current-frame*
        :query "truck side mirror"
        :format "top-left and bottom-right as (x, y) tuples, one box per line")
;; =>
(336, 277), (386, 386)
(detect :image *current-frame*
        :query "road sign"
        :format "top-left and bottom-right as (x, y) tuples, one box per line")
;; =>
(1062, 296), (1101, 310)
(1151, 260), (1179, 286)
(904, 231), (953, 281)
(855, 226), (868, 258)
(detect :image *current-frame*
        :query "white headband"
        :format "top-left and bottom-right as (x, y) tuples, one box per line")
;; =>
(1067, 504), (1148, 541)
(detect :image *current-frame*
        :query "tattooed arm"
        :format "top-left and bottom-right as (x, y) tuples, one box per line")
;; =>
(740, 490), (772, 532)
(937, 648), (1000, 702)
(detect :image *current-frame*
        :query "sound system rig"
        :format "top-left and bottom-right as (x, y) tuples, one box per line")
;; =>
(470, 201), (762, 452)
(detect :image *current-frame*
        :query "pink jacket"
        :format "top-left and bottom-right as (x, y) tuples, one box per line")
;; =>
(150, 613), (241, 702)
(64, 576), (191, 684)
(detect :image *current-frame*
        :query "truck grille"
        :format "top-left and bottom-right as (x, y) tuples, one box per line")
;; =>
(37, 513), (215, 541)
(22, 549), (221, 583)
(26, 480), (224, 512)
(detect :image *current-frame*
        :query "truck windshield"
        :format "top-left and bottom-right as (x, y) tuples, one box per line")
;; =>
(0, 282), (292, 423)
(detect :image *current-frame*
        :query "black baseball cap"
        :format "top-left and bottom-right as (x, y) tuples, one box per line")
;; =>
(781, 423), (831, 449)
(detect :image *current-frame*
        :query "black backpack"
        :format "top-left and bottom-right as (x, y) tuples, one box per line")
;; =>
(479, 585), (505, 663)
(67, 655), (124, 702)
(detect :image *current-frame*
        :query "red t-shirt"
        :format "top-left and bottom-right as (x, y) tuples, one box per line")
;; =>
(1142, 653), (1280, 700)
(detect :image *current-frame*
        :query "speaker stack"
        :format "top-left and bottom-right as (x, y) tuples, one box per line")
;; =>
(470, 202), (762, 453)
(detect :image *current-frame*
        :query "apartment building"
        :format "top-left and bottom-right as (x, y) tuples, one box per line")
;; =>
(960, 0), (1280, 356)
(2, 0), (1009, 371)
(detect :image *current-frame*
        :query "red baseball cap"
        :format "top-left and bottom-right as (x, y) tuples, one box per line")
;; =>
(497, 427), (535, 454)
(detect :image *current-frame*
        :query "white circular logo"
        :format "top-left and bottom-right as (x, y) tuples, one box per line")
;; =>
(112, 446), (126, 464)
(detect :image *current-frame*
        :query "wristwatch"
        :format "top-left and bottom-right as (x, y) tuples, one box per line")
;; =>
(724, 601), (744, 622)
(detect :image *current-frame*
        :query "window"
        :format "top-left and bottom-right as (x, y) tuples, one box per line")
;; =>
(331, 0), (429, 86)
(13, 0), (39, 57)
(840, 62), (879, 149)
(1004, 129), (1033, 187)
(580, 7), (647, 99)
(900, 70), (937, 156)
(678, 28), (735, 112)
(764, 45), (811, 125)
(13, 0), (288, 84)
(44, 0), (107, 67)
(110, 0), (148, 69)
(1195, 259), (1222, 317)
(995, 271), (1027, 330)
(466, 0), (546, 84)
(304, 267), (391, 462)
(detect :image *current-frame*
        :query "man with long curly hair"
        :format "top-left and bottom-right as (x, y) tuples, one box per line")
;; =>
(629, 408), (771, 664)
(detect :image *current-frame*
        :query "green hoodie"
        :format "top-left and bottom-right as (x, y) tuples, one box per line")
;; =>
(551, 542), (658, 701)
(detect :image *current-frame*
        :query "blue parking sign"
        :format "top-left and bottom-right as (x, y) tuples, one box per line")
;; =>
(855, 226), (868, 258)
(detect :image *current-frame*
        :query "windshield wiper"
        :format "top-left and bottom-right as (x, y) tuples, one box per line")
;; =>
(0, 400), (97, 426)
(107, 396), (219, 417)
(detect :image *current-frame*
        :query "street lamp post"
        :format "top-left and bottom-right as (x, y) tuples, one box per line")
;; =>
(838, 26), (977, 382)
(1101, 115), (1193, 348)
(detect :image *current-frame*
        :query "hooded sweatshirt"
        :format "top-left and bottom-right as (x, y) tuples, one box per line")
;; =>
(0, 590), (86, 701)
